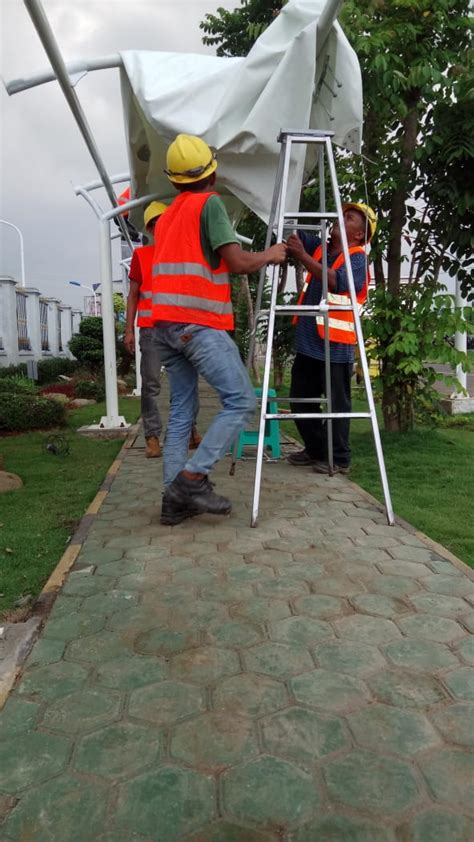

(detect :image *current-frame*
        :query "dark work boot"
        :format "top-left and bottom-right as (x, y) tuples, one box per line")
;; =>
(163, 472), (232, 519)
(160, 494), (199, 526)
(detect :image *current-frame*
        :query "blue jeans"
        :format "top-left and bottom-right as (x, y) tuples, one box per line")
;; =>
(139, 327), (163, 438)
(154, 323), (256, 486)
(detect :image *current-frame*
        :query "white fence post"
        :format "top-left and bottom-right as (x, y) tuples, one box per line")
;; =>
(0, 277), (18, 366)
(24, 288), (42, 361)
(71, 309), (82, 335)
(43, 298), (60, 357)
(60, 305), (73, 357)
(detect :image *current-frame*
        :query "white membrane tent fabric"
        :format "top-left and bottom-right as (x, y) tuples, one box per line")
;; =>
(120, 0), (363, 234)
(5, 0), (363, 429)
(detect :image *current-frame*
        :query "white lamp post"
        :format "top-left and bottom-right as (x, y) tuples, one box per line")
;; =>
(68, 280), (98, 316)
(0, 219), (26, 287)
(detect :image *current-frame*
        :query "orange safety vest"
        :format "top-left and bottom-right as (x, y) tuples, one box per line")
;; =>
(130, 245), (154, 328)
(151, 191), (233, 330)
(117, 186), (130, 217)
(293, 244), (369, 345)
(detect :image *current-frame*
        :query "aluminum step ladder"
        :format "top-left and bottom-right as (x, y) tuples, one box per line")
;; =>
(248, 129), (394, 527)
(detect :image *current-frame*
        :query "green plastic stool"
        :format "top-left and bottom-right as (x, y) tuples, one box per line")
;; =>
(235, 388), (281, 459)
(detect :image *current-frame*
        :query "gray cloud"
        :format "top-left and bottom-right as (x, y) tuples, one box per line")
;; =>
(1, 0), (233, 308)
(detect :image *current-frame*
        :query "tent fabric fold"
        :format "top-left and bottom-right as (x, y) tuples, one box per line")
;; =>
(119, 0), (362, 229)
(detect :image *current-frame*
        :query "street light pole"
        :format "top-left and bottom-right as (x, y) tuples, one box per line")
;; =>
(0, 219), (26, 287)
(68, 280), (98, 316)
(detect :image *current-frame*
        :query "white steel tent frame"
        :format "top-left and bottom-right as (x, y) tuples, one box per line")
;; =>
(4, 0), (358, 429)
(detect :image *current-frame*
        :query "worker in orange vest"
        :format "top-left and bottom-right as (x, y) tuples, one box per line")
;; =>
(124, 201), (202, 458)
(151, 134), (287, 525)
(286, 202), (376, 474)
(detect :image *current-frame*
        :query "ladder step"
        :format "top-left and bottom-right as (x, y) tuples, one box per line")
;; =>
(278, 129), (334, 141)
(282, 212), (338, 219)
(265, 412), (372, 420)
(272, 305), (354, 314)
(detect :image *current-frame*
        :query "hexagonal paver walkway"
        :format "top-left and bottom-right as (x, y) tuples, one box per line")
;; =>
(1, 383), (473, 841)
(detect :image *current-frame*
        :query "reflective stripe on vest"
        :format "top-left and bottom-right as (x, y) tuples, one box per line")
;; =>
(153, 261), (230, 286)
(152, 293), (233, 315)
(151, 191), (233, 330)
(292, 244), (369, 345)
(138, 291), (153, 319)
(132, 245), (155, 327)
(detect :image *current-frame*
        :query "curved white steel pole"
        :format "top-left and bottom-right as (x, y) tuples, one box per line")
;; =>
(99, 217), (127, 429)
(0, 219), (26, 287)
(4, 54), (121, 96)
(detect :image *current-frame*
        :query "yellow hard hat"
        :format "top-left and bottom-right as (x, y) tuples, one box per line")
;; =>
(343, 202), (377, 241)
(144, 201), (167, 229)
(164, 134), (217, 184)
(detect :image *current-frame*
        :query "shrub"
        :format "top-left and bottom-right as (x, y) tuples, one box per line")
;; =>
(68, 334), (104, 370)
(77, 316), (104, 341)
(0, 394), (66, 432)
(0, 376), (37, 395)
(37, 357), (78, 385)
(74, 379), (105, 401)
(0, 364), (28, 379)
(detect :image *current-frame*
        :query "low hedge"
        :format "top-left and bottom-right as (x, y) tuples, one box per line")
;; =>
(0, 377), (37, 395)
(0, 394), (66, 432)
(37, 357), (78, 384)
(0, 364), (28, 379)
(0, 359), (78, 385)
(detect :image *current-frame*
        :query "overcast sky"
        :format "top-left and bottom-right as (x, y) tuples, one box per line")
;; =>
(0, 0), (234, 310)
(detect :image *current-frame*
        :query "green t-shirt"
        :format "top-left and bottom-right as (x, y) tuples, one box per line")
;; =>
(200, 194), (238, 269)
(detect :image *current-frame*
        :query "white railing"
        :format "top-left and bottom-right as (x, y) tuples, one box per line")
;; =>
(0, 276), (82, 367)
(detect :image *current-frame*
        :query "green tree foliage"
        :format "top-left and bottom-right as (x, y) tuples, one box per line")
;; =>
(200, 0), (286, 56)
(338, 0), (473, 429)
(201, 0), (473, 430)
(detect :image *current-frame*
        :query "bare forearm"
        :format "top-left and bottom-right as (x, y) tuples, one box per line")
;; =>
(125, 284), (140, 331)
(218, 242), (286, 274)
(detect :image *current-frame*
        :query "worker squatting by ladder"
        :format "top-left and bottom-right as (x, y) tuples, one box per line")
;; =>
(245, 130), (395, 528)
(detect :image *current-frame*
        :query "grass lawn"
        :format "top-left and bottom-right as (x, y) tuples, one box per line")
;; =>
(0, 398), (141, 617)
(278, 384), (474, 567)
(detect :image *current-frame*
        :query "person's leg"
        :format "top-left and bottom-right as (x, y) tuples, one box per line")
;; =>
(139, 328), (163, 444)
(153, 331), (197, 486)
(180, 327), (256, 475)
(330, 361), (352, 467)
(189, 390), (202, 449)
(161, 326), (256, 522)
(312, 361), (352, 473)
(289, 353), (325, 461)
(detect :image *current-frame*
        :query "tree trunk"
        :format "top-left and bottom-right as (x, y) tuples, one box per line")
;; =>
(381, 377), (415, 432)
(273, 353), (284, 390)
(239, 274), (259, 382)
(386, 102), (420, 297)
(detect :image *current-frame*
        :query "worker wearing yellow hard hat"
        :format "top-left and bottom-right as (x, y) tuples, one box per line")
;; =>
(143, 201), (168, 231)
(124, 198), (201, 459)
(164, 135), (218, 184)
(286, 198), (376, 476)
(342, 201), (377, 242)
(150, 133), (287, 525)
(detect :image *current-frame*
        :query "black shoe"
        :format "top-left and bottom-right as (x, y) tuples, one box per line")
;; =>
(164, 473), (232, 517)
(287, 449), (319, 466)
(160, 495), (199, 526)
(312, 461), (350, 475)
